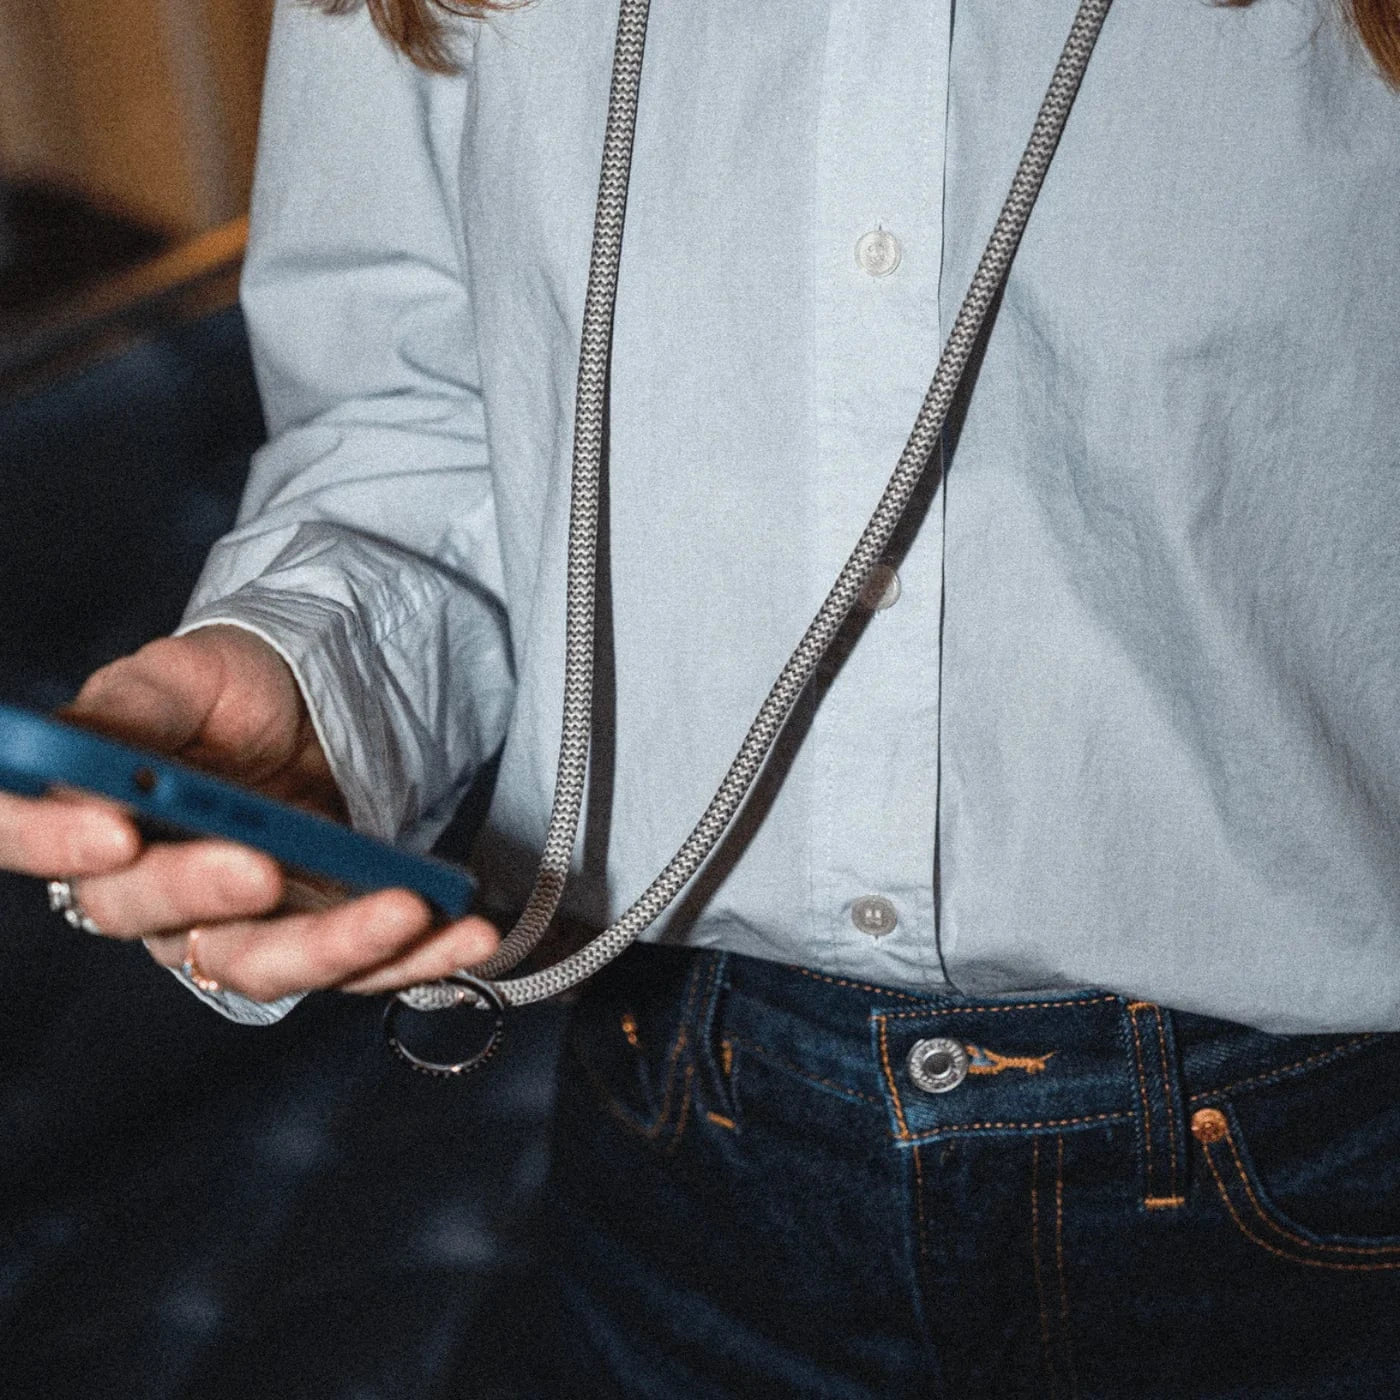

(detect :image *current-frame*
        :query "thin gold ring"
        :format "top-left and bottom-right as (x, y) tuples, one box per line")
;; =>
(181, 928), (222, 994)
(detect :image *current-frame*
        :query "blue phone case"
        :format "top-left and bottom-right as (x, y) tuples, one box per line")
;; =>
(0, 703), (475, 920)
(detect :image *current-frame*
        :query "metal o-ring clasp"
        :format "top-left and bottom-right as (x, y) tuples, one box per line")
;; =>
(383, 973), (506, 1077)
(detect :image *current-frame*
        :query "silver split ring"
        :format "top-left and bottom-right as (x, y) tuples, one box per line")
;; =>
(384, 973), (506, 1077)
(47, 879), (104, 936)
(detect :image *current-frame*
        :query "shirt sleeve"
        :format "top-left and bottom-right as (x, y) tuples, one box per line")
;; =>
(169, 0), (514, 1025)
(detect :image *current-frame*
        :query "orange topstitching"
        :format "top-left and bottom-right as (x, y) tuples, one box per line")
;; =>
(1216, 1118), (1400, 1258)
(1199, 1141), (1400, 1271)
(884, 995), (1119, 1021)
(1150, 1003), (1181, 1202)
(1030, 1136), (1055, 1390)
(966, 1046), (1058, 1075)
(790, 967), (928, 1002)
(877, 1016), (913, 1138)
(1055, 1135), (1080, 1400)
(1126, 1004), (1159, 1198)
(1187, 1035), (1379, 1105)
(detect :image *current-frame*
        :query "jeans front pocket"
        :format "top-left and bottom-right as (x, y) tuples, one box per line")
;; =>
(1189, 1036), (1400, 1271)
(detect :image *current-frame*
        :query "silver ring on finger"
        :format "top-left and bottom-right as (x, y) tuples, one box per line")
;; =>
(181, 928), (222, 994)
(47, 878), (105, 936)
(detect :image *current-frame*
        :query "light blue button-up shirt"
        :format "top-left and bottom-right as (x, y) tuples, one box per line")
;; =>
(180, 0), (1400, 1033)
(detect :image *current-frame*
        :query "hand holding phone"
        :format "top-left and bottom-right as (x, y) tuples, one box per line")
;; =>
(0, 702), (475, 916)
(0, 626), (498, 1002)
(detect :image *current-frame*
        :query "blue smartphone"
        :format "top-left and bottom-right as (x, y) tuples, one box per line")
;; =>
(0, 702), (475, 921)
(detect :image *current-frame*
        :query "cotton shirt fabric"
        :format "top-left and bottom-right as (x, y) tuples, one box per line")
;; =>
(179, 0), (1400, 1032)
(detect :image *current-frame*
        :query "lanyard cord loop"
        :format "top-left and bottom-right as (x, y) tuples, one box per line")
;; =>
(399, 0), (1116, 1014)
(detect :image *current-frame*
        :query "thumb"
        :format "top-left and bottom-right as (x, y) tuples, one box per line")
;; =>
(59, 638), (221, 757)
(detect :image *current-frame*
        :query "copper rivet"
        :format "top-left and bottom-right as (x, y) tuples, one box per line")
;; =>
(1191, 1108), (1228, 1144)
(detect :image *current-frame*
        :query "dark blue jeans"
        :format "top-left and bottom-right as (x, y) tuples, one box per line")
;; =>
(525, 945), (1400, 1398)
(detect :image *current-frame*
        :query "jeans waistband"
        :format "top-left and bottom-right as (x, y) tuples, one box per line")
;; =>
(589, 943), (1390, 1208)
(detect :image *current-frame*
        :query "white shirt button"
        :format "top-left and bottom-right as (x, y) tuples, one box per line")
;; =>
(850, 895), (898, 938)
(858, 564), (901, 612)
(855, 228), (902, 278)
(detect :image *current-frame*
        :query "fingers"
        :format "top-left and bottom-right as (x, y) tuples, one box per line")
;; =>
(143, 891), (492, 1004)
(336, 915), (503, 995)
(142, 898), (500, 1003)
(73, 839), (285, 937)
(0, 790), (140, 878)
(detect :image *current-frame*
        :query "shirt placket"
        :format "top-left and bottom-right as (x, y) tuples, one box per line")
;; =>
(807, 0), (955, 987)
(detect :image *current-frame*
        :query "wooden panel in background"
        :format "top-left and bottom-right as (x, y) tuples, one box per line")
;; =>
(0, 0), (274, 235)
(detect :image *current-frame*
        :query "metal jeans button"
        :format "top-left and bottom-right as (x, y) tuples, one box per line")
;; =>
(907, 1037), (969, 1094)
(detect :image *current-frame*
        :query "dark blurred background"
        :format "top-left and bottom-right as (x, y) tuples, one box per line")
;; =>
(0, 6), (560, 1397)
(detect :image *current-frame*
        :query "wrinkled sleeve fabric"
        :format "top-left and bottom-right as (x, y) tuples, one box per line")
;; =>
(171, 0), (514, 1024)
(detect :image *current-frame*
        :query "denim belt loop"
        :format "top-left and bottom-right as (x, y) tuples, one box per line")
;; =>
(1121, 999), (1189, 1212)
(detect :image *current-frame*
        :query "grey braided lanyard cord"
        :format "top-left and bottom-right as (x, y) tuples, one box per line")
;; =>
(394, 0), (1116, 1039)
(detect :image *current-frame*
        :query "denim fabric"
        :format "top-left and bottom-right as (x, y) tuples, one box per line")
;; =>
(525, 946), (1400, 1399)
